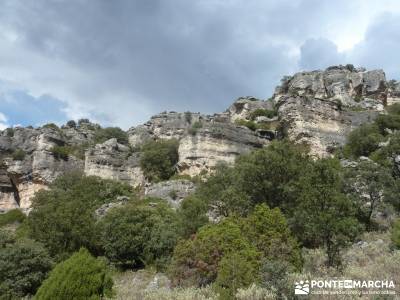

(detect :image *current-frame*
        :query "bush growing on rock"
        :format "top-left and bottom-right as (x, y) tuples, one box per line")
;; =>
(0, 231), (53, 299)
(12, 148), (26, 161)
(0, 209), (26, 227)
(140, 139), (179, 182)
(35, 248), (113, 300)
(27, 172), (132, 259)
(93, 126), (128, 145)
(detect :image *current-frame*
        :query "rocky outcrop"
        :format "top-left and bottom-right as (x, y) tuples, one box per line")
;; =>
(274, 65), (388, 156)
(178, 122), (267, 175)
(144, 179), (196, 208)
(2, 65), (399, 212)
(85, 138), (145, 187)
(227, 96), (274, 122)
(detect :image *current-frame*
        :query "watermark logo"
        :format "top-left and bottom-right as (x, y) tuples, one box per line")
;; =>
(294, 279), (396, 296)
(295, 280), (310, 295)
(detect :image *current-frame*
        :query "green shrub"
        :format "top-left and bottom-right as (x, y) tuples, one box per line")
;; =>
(0, 209), (26, 227)
(188, 121), (203, 135)
(12, 148), (26, 161)
(169, 219), (259, 287)
(392, 219), (400, 249)
(140, 139), (179, 182)
(5, 128), (14, 137)
(42, 123), (60, 131)
(249, 108), (277, 120)
(177, 196), (209, 238)
(99, 202), (179, 269)
(241, 204), (302, 270)
(94, 127), (128, 145)
(343, 123), (383, 158)
(215, 251), (260, 300)
(235, 119), (257, 131)
(375, 114), (400, 134)
(0, 231), (53, 298)
(35, 248), (113, 300)
(49, 145), (71, 160)
(27, 172), (132, 259)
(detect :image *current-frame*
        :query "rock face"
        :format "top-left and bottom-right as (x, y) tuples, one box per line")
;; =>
(1, 65), (399, 212)
(274, 65), (388, 156)
(144, 180), (196, 208)
(85, 138), (145, 188)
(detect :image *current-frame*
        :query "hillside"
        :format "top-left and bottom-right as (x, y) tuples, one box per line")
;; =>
(1, 65), (399, 213)
(1, 65), (400, 299)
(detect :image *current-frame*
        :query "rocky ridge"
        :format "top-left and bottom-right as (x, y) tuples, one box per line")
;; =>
(1, 65), (399, 212)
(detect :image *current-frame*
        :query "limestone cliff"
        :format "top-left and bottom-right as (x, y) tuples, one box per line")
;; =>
(1, 65), (398, 212)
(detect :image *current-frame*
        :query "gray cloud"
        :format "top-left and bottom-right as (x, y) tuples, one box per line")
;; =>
(0, 1), (399, 128)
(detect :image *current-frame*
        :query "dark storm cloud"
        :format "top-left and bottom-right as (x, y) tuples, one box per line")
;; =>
(0, 0), (399, 127)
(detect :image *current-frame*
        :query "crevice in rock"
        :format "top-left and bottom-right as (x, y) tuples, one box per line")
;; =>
(9, 176), (21, 207)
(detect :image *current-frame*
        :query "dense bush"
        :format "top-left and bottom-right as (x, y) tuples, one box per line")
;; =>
(343, 123), (383, 158)
(188, 121), (203, 135)
(27, 172), (132, 259)
(235, 119), (257, 131)
(49, 145), (71, 160)
(93, 127), (128, 145)
(35, 248), (113, 300)
(12, 149), (26, 161)
(42, 123), (60, 131)
(170, 204), (300, 293)
(292, 158), (360, 267)
(0, 209), (26, 227)
(249, 108), (277, 120)
(0, 231), (53, 299)
(343, 160), (397, 230)
(99, 201), (179, 269)
(5, 128), (14, 137)
(177, 196), (209, 238)
(169, 219), (259, 287)
(140, 139), (179, 182)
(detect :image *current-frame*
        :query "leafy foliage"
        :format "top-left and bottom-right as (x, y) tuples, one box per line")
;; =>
(99, 201), (179, 269)
(343, 160), (397, 230)
(93, 127), (128, 145)
(140, 139), (179, 182)
(292, 158), (361, 267)
(170, 204), (300, 293)
(12, 149), (26, 161)
(188, 121), (203, 135)
(0, 209), (26, 227)
(343, 123), (383, 158)
(49, 145), (71, 160)
(27, 172), (132, 259)
(177, 196), (209, 238)
(249, 108), (277, 120)
(35, 248), (113, 300)
(0, 231), (53, 299)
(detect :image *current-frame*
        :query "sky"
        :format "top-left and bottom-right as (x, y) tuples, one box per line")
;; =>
(1, 0), (400, 129)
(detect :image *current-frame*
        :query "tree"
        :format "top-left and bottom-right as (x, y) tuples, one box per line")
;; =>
(35, 248), (113, 300)
(0, 231), (53, 299)
(27, 172), (132, 259)
(241, 204), (302, 270)
(140, 139), (179, 182)
(169, 219), (259, 287)
(344, 160), (396, 230)
(343, 124), (383, 158)
(177, 196), (209, 238)
(292, 158), (361, 267)
(99, 201), (179, 269)
(215, 252), (260, 300)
